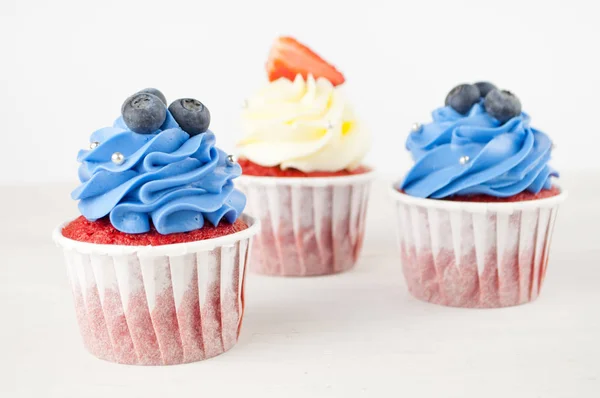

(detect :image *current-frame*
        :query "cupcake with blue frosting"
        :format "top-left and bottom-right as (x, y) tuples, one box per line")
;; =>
(391, 83), (567, 308)
(53, 89), (260, 365)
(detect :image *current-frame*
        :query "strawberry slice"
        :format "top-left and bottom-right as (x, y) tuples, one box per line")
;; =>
(266, 36), (345, 86)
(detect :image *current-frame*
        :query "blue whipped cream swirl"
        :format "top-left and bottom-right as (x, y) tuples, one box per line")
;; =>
(72, 111), (246, 234)
(400, 102), (558, 198)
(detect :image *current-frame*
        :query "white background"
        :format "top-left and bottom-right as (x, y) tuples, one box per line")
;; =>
(2, 2), (600, 397)
(1, 0), (599, 184)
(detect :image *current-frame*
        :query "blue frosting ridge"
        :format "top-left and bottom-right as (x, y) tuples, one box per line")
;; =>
(399, 102), (558, 198)
(72, 111), (246, 234)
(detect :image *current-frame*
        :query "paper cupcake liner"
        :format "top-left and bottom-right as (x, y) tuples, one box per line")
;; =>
(237, 172), (375, 276)
(389, 187), (567, 308)
(52, 214), (260, 365)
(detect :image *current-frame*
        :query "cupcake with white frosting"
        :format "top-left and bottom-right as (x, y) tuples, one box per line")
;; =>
(236, 37), (374, 277)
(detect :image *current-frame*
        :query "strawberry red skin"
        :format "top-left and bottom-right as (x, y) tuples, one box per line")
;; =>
(266, 36), (345, 86)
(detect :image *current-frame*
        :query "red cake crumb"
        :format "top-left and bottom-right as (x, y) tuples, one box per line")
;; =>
(445, 186), (561, 202)
(399, 186), (561, 202)
(62, 216), (248, 246)
(238, 158), (371, 177)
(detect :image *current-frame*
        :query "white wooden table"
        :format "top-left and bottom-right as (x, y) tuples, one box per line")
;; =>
(1, 173), (598, 397)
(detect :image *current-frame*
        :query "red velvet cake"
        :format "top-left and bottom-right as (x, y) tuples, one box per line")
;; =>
(392, 81), (567, 308)
(238, 158), (371, 178)
(235, 37), (374, 276)
(397, 186), (561, 203)
(63, 216), (248, 246)
(444, 186), (561, 202)
(53, 87), (259, 365)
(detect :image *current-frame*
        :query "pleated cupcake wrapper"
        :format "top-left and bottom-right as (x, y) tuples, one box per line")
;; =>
(52, 214), (260, 365)
(389, 187), (567, 308)
(237, 172), (375, 276)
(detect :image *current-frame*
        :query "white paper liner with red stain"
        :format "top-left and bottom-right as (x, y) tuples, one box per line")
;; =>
(237, 172), (375, 276)
(390, 187), (567, 308)
(52, 214), (260, 365)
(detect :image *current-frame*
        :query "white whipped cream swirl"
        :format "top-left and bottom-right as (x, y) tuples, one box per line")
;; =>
(237, 75), (370, 172)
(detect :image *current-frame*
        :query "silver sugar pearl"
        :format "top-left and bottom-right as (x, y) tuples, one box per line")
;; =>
(89, 141), (99, 150)
(411, 122), (422, 132)
(111, 152), (125, 165)
(226, 154), (237, 165)
(459, 155), (470, 165)
(326, 120), (334, 130)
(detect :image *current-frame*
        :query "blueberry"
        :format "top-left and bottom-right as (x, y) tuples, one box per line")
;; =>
(137, 88), (167, 105)
(474, 82), (497, 98)
(168, 98), (211, 136)
(445, 84), (480, 115)
(484, 89), (522, 123)
(121, 93), (167, 134)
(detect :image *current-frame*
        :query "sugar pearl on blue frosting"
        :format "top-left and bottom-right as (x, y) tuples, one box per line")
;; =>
(226, 154), (237, 166)
(111, 152), (125, 165)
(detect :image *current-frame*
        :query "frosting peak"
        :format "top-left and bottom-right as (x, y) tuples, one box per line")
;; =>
(237, 74), (369, 173)
(400, 102), (558, 198)
(73, 112), (245, 234)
